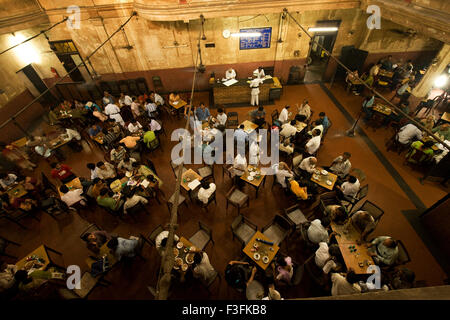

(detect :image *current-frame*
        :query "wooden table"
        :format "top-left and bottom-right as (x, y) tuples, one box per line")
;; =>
(92, 133), (105, 144)
(7, 183), (27, 198)
(48, 135), (71, 151)
(11, 137), (28, 148)
(310, 167), (338, 191)
(213, 78), (274, 105)
(169, 99), (187, 110)
(241, 120), (258, 134)
(378, 69), (394, 78)
(441, 112), (450, 123)
(331, 222), (375, 275)
(86, 242), (118, 269)
(243, 231), (279, 270)
(58, 177), (82, 197)
(16, 245), (50, 271)
(110, 177), (128, 193)
(173, 237), (196, 273)
(294, 121), (307, 132)
(240, 165), (266, 198)
(181, 169), (202, 191)
(373, 103), (393, 116)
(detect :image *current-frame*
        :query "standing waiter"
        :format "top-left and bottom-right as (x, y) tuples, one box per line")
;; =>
(250, 75), (262, 106)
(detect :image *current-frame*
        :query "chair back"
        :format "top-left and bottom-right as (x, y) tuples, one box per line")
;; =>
(227, 112), (239, 128)
(231, 215), (243, 231)
(292, 154), (303, 167)
(357, 185), (369, 200)
(148, 224), (164, 246)
(395, 240), (411, 265)
(274, 214), (293, 232)
(359, 200), (384, 221)
(199, 221), (212, 238)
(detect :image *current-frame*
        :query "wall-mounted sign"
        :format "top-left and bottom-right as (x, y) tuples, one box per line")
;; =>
(239, 27), (272, 50)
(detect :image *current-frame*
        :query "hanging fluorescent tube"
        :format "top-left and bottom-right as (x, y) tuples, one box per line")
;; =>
(231, 32), (262, 37)
(308, 27), (338, 32)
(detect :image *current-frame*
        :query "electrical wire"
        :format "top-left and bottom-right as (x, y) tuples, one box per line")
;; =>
(0, 12), (137, 132)
(284, 8), (450, 150)
(0, 17), (68, 56)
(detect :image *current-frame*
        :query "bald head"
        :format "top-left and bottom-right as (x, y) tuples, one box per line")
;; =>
(309, 157), (317, 164)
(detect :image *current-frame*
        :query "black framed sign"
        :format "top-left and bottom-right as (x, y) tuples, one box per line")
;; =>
(239, 27), (272, 50)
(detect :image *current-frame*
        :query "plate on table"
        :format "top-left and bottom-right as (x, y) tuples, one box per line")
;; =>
(321, 170), (328, 175)
(253, 253), (261, 261)
(250, 172), (256, 176)
(176, 242), (184, 249)
(312, 174), (319, 180)
(262, 256), (270, 264)
(186, 253), (195, 264)
(247, 176), (254, 181)
(326, 180), (332, 186)
(182, 263), (188, 272)
(174, 257), (183, 270)
(173, 248), (179, 257)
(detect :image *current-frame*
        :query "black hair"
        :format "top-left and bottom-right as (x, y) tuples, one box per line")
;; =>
(290, 120), (296, 126)
(193, 252), (203, 265)
(321, 216), (331, 227)
(132, 162), (140, 168)
(146, 98), (152, 103)
(346, 270), (358, 284)
(87, 163), (96, 170)
(14, 270), (29, 283)
(401, 268), (415, 283)
(258, 106), (264, 112)
(147, 175), (156, 182)
(296, 114), (307, 122)
(50, 162), (58, 168)
(0, 173), (6, 179)
(423, 140), (435, 148)
(285, 105), (290, 109)
(93, 178), (101, 184)
(96, 161), (104, 167)
(99, 188), (109, 196)
(329, 244), (341, 258)
(313, 129), (321, 136)
(239, 124), (244, 129)
(59, 185), (69, 194)
(343, 152), (351, 158)
(218, 108), (223, 113)
(81, 233), (90, 242)
(319, 112), (325, 117)
(276, 256), (287, 267)
(102, 128), (109, 134)
(348, 175), (357, 183)
(315, 119), (322, 126)
(107, 237), (118, 250)
(160, 237), (168, 248)
(201, 180), (210, 189)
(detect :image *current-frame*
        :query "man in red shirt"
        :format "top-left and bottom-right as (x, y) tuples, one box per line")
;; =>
(50, 162), (76, 183)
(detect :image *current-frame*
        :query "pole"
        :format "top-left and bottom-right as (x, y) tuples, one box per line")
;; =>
(346, 109), (363, 137)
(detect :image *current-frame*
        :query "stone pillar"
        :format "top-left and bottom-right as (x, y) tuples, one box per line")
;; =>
(412, 44), (450, 99)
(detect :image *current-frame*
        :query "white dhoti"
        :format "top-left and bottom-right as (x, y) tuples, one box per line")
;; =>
(251, 87), (260, 106)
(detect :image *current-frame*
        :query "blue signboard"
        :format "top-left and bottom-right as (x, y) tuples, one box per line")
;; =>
(239, 27), (272, 50)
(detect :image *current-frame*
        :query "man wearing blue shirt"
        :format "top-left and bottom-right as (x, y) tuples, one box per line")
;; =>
(362, 94), (375, 121)
(319, 112), (330, 133)
(195, 102), (211, 121)
(233, 124), (248, 145)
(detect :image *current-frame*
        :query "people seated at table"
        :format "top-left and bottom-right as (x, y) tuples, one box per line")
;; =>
(130, 97), (142, 119)
(108, 145), (126, 164)
(298, 156), (317, 177)
(0, 173), (18, 189)
(298, 99), (311, 120)
(315, 242), (342, 274)
(273, 255), (293, 284)
(331, 269), (361, 296)
(308, 119), (324, 137)
(336, 175), (360, 199)
(280, 120), (298, 138)
(279, 138), (294, 155)
(250, 106), (266, 129)
(271, 162), (292, 189)
(351, 210), (376, 242)
(328, 152), (352, 179)
(150, 91), (164, 106)
(96, 161), (116, 182)
(278, 105), (290, 124)
(192, 251), (216, 284)
(420, 115), (435, 131)
(317, 112), (330, 132)
(406, 140), (434, 164)
(386, 267), (415, 290)
(87, 178), (105, 199)
(362, 94), (376, 121)
(117, 156), (137, 173)
(380, 55), (394, 71)
(88, 124), (102, 138)
(14, 269), (60, 294)
(367, 236), (399, 266)
(104, 101), (125, 127)
(102, 91), (114, 105)
(432, 123), (450, 141)
(307, 217), (335, 244)
(106, 236), (139, 261)
(369, 62), (381, 77)
(195, 102), (211, 122)
(118, 93), (132, 108)
(86, 163), (98, 180)
(127, 120), (143, 134)
(123, 188), (148, 214)
(212, 108), (227, 128)
(324, 205), (348, 225)
(234, 125), (248, 144)
(97, 188), (123, 212)
(81, 230), (112, 253)
(119, 135), (141, 151)
(59, 185), (86, 208)
(345, 70), (359, 94)
(50, 162), (76, 183)
(397, 123), (423, 145)
(305, 129), (321, 155)
(169, 92), (181, 104)
(155, 230), (180, 256)
(145, 98), (158, 118)
(288, 179), (309, 200)
(143, 130), (157, 149)
(197, 180), (216, 204)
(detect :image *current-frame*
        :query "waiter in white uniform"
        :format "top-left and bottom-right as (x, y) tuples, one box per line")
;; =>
(250, 76), (262, 106)
(253, 66), (265, 79)
(225, 68), (236, 80)
(104, 103), (125, 127)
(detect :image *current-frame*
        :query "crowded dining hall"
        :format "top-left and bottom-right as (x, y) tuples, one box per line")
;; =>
(0, 0), (449, 303)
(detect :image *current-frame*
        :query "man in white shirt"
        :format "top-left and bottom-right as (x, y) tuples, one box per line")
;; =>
(331, 271), (361, 296)
(273, 162), (293, 188)
(127, 120), (143, 133)
(315, 242), (339, 274)
(145, 99), (158, 117)
(155, 230), (180, 256)
(117, 157), (136, 172)
(151, 91), (164, 106)
(308, 120), (324, 137)
(197, 182), (216, 204)
(280, 120), (298, 138)
(104, 103), (125, 127)
(234, 125), (248, 144)
(329, 152), (352, 178)
(214, 108), (227, 127)
(0, 173), (17, 189)
(119, 93), (132, 107)
(96, 161), (116, 180)
(299, 156), (317, 174)
(278, 106), (290, 124)
(64, 128), (81, 141)
(131, 97), (141, 119)
(337, 175), (360, 198)
(102, 91), (114, 105)
(86, 163), (98, 180)
(298, 99), (311, 120)
(305, 129), (322, 155)
(232, 153), (247, 177)
(225, 68), (236, 80)
(249, 140), (260, 165)
(249, 76), (262, 106)
(59, 185), (86, 207)
(253, 66), (265, 79)
(307, 217), (333, 244)
(149, 118), (162, 132)
(123, 193), (148, 214)
(397, 123), (422, 145)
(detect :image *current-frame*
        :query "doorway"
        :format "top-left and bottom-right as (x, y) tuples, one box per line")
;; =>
(304, 21), (340, 83)
(49, 40), (90, 82)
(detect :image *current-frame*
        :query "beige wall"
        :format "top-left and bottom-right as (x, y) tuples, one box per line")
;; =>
(0, 6), (442, 107)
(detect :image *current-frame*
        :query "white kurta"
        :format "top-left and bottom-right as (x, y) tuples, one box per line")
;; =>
(225, 69), (236, 80)
(105, 103), (125, 126)
(253, 68), (265, 78)
(250, 78), (262, 106)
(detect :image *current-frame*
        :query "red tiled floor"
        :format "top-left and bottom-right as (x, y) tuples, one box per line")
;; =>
(1, 85), (447, 300)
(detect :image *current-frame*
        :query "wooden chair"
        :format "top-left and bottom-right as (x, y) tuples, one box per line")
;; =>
(227, 112), (239, 129)
(189, 221), (214, 251)
(170, 160), (187, 179)
(191, 188), (217, 212)
(261, 214), (292, 246)
(0, 236), (20, 259)
(342, 184), (369, 212)
(385, 131), (409, 155)
(225, 186), (250, 215)
(284, 204), (308, 231)
(395, 240), (411, 266)
(354, 200), (384, 223)
(270, 109), (279, 126)
(222, 163), (233, 180)
(166, 192), (188, 214)
(146, 224), (164, 247)
(231, 214), (257, 248)
(271, 175), (284, 190)
(198, 164), (214, 182)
